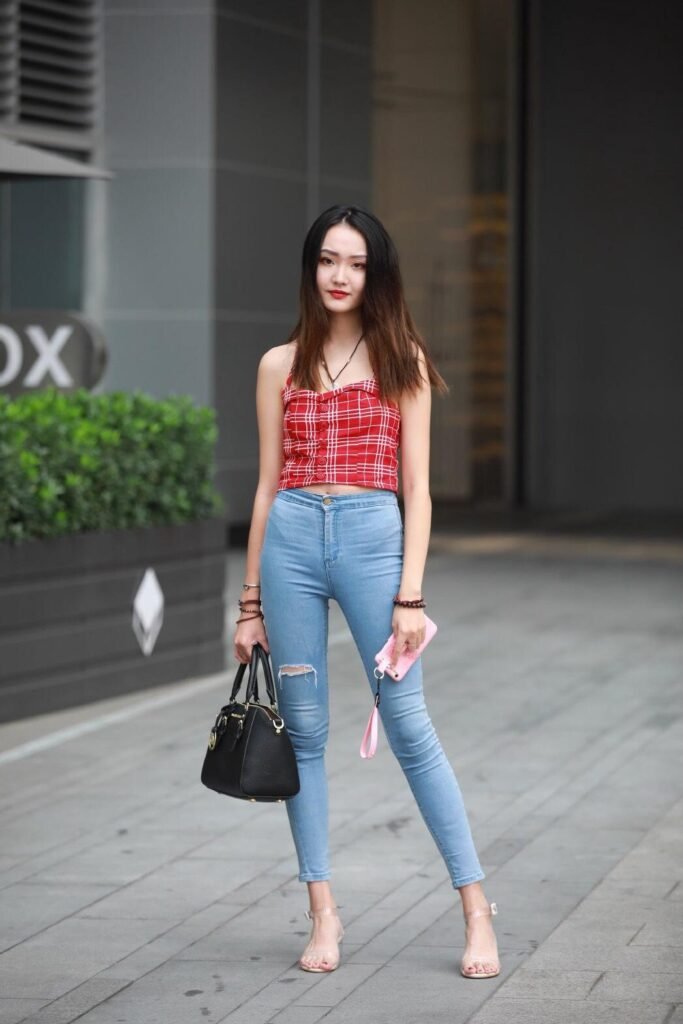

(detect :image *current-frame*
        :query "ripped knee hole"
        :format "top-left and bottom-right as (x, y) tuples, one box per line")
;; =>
(277, 664), (318, 687)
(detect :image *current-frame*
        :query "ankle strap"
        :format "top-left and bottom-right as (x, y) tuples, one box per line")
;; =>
(305, 904), (343, 920)
(463, 901), (498, 921)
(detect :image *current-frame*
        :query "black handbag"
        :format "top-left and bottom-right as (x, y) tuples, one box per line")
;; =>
(200, 641), (300, 801)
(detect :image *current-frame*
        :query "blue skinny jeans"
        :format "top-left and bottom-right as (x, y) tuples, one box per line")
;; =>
(259, 486), (485, 889)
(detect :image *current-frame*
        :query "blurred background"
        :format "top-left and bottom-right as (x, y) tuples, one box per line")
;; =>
(2, 0), (680, 531)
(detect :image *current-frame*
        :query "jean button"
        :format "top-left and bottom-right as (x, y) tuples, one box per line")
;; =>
(322, 496), (332, 505)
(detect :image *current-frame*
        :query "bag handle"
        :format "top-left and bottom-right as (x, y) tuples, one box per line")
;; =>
(228, 642), (277, 706)
(228, 644), (261, 703)
(246, 642), (278, 706)
(228, 657), (250, 703)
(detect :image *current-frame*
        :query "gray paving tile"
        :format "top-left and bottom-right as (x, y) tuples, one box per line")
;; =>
(270, 1008), (331, 1024)
(496, 967), (603, 999)
(23, 829), (212, 887)
(569, 897), (682, 926)
(271, 963), (377, 1009)
(14, 980), (129, 1024)
(0, 917), (172, 999)
(467, 997), (673, 1024)
(225, 1007), (329, 1024)
(0, 812), (90, 860)
(630, 920), (683, 947)
(523, 943), (683, 973)
(533, 918), (644, 951)
(495, 824), (645, 883)
(93, 903), (248, 984)
(0, 882), (118, 951)
(73, 856), (267, 921)
(0, 857), (22, 876)
(589, 970), (683, 1001)
(0, 1000), (50, 1024)
(314, 959), (487, 1024)
(586, 876), (679, 901)
(67, 960), (280, 1023)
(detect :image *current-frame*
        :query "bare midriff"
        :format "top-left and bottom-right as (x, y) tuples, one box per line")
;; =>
(299, 482), (384, 495)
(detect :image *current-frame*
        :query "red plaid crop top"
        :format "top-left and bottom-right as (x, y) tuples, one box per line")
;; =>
(278, 370), (401, 492)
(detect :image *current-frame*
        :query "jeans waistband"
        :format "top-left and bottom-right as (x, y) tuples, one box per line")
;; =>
(276, 487), (398, 511)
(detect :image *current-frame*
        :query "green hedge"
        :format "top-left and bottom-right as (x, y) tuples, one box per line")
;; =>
(0, 388), (225, 545)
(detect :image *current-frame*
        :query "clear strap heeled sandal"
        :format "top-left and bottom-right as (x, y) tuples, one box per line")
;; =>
(460, 900), (500, 979)
(299, 905), (345, 973)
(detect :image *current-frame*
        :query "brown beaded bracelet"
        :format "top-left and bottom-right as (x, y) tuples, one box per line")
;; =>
(393, 594), (426, 608)
(235, 610), (264, 624)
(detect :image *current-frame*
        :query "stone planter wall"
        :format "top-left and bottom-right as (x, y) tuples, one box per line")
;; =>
(0, 517), (227, 723)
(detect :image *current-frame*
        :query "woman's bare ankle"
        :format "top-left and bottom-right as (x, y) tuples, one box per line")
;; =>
(307, 879), (338, 912)
(458, 881), (491, 915)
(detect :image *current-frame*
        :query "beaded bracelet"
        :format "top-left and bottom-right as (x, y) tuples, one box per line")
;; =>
(237, 593), (263, 620)
(393, 594), (426, 608)
(235, 611), (264, 624)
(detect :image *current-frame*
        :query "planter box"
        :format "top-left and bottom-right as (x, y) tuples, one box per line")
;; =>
(0, 517), (228, 723)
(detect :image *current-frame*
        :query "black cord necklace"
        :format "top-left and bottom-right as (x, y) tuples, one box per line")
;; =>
(321, 332), (365, 390)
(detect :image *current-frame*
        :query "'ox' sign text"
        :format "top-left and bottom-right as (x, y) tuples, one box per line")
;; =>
(0, 311), (108, 396)
(0, 324), (74, 387)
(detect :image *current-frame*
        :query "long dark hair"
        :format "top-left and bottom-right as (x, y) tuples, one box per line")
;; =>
(284, 204), (448, 404)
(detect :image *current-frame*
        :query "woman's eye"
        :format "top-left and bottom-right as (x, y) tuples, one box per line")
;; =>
(319, 257), (365, 269)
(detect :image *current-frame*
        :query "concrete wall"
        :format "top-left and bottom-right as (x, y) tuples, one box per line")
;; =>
(524, 0), (683, 511)
(100, 0), (216, 406)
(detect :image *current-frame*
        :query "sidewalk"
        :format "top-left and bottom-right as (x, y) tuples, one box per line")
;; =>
(1, 530), (682, 1024)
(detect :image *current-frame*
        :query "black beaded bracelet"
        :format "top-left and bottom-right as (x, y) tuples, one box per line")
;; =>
(393, 594), (426, 608)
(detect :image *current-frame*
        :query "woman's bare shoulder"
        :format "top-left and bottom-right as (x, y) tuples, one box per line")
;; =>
(259, 342), (297, 387)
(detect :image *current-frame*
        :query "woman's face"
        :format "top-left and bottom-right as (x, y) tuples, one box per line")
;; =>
(316, 223), (367, 314)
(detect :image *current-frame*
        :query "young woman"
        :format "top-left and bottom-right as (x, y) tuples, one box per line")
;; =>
(233, 205), (500, 980)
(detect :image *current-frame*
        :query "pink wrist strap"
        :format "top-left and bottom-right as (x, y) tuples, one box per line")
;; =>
(360, 703), (379, 758)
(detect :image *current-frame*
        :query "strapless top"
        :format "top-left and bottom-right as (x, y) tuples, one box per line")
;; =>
(277, 370), (401, 492)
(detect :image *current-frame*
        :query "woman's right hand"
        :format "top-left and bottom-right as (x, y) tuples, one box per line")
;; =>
(234, 617), (270, 664)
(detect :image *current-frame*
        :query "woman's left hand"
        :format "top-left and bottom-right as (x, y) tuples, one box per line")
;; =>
(389, 606), (426, 668)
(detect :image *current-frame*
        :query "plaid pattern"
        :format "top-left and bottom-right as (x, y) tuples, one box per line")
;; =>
(278, 371), (401, 492)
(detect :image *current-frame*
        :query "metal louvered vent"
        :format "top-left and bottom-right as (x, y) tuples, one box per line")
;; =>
(19, 0), (97, 129)
(0, 2), (19, 124)
(0, 0), (98, 146)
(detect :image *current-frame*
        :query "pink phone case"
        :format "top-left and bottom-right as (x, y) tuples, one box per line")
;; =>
(374, 614), (438, 680)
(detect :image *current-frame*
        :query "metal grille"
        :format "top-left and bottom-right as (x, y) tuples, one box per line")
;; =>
(0, 0), (98, 144)
(0, 2), (18, 124)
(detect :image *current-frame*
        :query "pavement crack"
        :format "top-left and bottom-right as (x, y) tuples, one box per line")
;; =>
(627, 921), (647, 945)
(587, 971), (605, 994)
